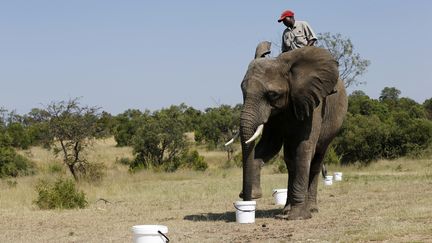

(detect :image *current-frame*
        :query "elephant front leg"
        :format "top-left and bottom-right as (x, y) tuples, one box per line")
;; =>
(286, 142), (315, 220)
(240, 125), (283, 200)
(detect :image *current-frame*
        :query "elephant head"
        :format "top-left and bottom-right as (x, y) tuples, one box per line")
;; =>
(240, 42), (339, 201)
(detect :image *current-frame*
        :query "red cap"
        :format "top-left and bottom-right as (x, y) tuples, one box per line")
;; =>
(277, 10), (294, 22)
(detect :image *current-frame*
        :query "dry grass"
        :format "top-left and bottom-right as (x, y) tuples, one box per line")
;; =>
(1, 139), (432, 242)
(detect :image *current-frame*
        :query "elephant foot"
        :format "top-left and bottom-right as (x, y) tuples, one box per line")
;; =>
(309, 207), (319, 213)
(274, 204), (291, 219)
(308, 202), (319, 213)
(239, 187), (262, 200)
(282, 204), (291, 214)
(285, 204), (312, 220)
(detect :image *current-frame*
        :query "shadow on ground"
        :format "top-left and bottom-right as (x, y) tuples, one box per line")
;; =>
(183, 209), (281, 222)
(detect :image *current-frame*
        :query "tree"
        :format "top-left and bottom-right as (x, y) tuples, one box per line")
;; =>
(423, 98), (432, 120)
(317, 32), (371, 88)
(0, 107), (7, 126)
(6, 122), (31, 149)
(131, 105), (189, 170)
(44, 98), (101, 181)
(0, 125), (35, 178)
(195, 104), (241, 161)
(113, 109), (149, 146)
(379, 87), (401, 102)
(95, 111), (116, 138)
(348, 91), (389, 120)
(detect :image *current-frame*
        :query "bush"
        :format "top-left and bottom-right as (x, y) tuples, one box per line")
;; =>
(6, 123), (31, 149)
(323, 145), (341, 165)
(0, 146), (35, 178)
(181, 150), (208, 171)
(334, 114), (390, 164)
(131, 106), (188, 170)
(34, 178), (88, 210)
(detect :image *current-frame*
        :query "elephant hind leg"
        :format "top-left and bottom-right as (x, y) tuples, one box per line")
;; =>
(308, 150), (327, 213)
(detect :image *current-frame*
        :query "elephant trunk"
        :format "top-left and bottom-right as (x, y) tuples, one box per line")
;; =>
(240, 124), (255, 201)
(240, 100), (266, 201)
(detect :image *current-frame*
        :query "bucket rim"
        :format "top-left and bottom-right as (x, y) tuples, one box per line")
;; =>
(272, 188), (288, 193)
(234, 200), (256, 206)
(132, 225), (168, 234)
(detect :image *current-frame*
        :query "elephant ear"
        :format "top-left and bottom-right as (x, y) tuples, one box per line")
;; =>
(280, 46), (339, 120)
(254, 41), (271, 59)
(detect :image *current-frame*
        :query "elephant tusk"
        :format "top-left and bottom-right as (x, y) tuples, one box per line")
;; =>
(224, 132), (239, 146)
(245, 124), (264, 144)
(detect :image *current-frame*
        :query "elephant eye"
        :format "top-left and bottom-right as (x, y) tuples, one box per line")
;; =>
(266, 91), (281, 101)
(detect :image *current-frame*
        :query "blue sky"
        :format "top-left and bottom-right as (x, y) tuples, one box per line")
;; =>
(1, 1), (431, 114)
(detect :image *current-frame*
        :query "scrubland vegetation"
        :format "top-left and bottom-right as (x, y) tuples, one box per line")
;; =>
(1, 137), (431, 242)
(1, 85), (432, 241)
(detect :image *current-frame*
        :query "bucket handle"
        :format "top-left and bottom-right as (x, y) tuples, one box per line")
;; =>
(272, 191), (277, 197)
(233, 203), (256, 212)
(158, 230), (170, 242)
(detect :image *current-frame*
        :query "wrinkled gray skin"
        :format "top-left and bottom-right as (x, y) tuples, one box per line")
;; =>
(239, 42), (347, 220)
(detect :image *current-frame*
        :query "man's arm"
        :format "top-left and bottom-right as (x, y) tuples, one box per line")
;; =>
(303, 21), (317, 46)
(281, 30), (288, 52)
(307, 39), (316, 46)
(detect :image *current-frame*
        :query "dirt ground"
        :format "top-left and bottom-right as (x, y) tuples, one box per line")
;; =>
(2, 141), (432, 242)
(1, 168), (432, 242)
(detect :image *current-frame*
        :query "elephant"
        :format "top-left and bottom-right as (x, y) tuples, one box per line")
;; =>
(238, 41), (348, 220)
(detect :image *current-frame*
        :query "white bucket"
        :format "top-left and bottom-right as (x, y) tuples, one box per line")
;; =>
(334, 172), (343, 181)
(324, 175), (333, 186)
(234, 201), (256, 223)
(272, 189), (288, 205)
(132, 225), (169, 243)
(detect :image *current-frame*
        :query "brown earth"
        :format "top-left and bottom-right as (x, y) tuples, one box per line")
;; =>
(1, 139), (432, 242)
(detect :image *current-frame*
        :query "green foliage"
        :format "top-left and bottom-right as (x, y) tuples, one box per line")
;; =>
(181, 105), (203, 131)
(23, 108), (52, 147)
(0, 146), (35, 178)
(130, 105), (189, 171)
(195, 104), (241, 148)
(113, 104), (199, 147)
(335, 114), (389, 163)
(323, 145), (341, 165)
(181, 150), (208, 171)
(113, 109), (149, 147)
(5, 122), (31, 149)
(334, 88), (432, 164)
(0, 108), (50, 148)
(348, 92), (389, 120)
(379, 87), (401, 102)
(423, 98), (432, 120)
(95, 111), (116, 138)
(34, 178), (88, 210)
